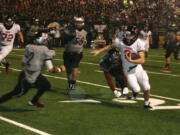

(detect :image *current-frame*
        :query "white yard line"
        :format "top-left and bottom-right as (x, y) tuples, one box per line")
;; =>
(0, 116), (52, 135)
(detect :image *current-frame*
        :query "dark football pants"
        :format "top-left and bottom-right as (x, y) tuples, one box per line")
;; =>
(63, 52), (83, 74)
(109, 65), (128, 89)
(0, 71), (51, 104)
(165, 45), (180, 60)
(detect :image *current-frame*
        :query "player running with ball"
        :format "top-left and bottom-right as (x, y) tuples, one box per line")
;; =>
(91, 25), (152, 110)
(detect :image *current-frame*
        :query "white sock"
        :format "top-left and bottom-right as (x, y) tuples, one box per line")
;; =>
(144, 101), (149, 106)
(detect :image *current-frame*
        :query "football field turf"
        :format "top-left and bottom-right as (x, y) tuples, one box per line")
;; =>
(0, 48), (180, 135)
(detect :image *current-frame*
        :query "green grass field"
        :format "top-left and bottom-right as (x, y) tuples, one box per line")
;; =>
(0, 48), (180, 135)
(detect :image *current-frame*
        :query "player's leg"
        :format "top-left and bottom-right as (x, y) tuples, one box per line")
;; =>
(144, 42), (149, 58)
(173, 45), (180, 60)
(63, 52), (73, 90)
(162, 45), (172, 70)
(136, 70), (152, 109)
(126, 73), (140, 100)
(0, 45), (13, 73)
(68, 52), (83, 91)
(0, 71), (31, 104)
(29, 74), (51, 107)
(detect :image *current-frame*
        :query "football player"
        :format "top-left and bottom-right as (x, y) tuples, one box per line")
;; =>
(99, 48), (129, 98)
(140, 26), (152, 58)
(0, 32), (62, 107)
(0, 15), (24, 73)
(62, 16), (87, 92)
(162, 28), (180, 70)
(91, 26), (152, 109)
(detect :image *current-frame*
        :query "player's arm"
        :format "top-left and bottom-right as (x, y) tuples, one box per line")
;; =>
(125, 51), (145, 64)
(18, 31), (24, 43)
(90, 45), (112, 56)
(45, 60), (65, 73)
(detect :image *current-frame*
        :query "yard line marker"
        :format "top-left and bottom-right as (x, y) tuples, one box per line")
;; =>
(59, 99), (101, 103)
(94, 69), (180, 78)
(9, 53), (180, 65)
(1, 66), (180, 102)
(0, 116), (52, 135)
(151, 106), (180, 110)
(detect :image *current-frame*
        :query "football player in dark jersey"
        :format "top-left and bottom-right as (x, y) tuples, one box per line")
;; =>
(162, 29), (180, 70)
(62, 16), (87, 92)
(99, 48), (129, 98)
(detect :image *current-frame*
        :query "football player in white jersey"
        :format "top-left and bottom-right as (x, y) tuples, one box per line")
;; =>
(91, 26), (152, 109)
(0, 32), (63, 107)
(140, 26), (152, 58)
(0, 15), (24, 73)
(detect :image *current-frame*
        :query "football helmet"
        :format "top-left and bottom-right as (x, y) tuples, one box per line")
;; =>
(74, 16), (84, 29)
(33, 32), (48, 46)
(4, 15), (14, 30)
(123, 25), (138, 46)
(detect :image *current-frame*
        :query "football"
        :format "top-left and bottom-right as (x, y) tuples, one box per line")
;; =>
(127, 53), (140, 60)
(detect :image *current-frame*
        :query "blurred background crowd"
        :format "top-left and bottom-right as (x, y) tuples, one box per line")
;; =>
(0, 0), (179, 48)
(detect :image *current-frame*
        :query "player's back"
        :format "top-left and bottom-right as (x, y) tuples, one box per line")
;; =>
(24, 44), (55, 71)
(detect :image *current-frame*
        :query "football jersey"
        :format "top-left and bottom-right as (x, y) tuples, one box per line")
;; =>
(114, 38), (146, 74)
(22, 44), (55, 72)
(65, 29), (87, 53)
(140, 30), (152, 42)
(0, 23), (20, 46)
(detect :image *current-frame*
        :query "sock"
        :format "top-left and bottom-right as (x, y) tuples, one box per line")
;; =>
(144, 101), (150, 106)
(104, 72), (115, 91)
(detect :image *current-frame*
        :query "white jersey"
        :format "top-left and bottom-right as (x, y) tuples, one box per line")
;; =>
(140, 30), (152, 41)
(114, 38), (150, 92)
(114, 38), (146, 74)
(0, 23), (20, 46)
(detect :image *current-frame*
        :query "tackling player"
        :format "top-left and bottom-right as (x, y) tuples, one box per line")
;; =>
(91, 25), (152, 109)
(99, 48), (129, 98)
(0, 15), (24, 73)
(0, 32), (63, 107)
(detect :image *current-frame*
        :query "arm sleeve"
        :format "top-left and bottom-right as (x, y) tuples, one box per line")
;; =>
(137, 40), (146, 52)
(45, 60), (53, 71)
(44, 48), (56, 60)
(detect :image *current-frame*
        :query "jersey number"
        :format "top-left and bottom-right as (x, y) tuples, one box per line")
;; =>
(27, 52), (34, 66)
(2, 33), (14, 42)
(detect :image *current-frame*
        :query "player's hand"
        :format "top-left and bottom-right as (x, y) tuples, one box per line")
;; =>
(90, 50), (99, 56)
(125, 53), (132, 62)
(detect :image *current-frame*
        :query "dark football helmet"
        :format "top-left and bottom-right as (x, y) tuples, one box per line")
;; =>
(74, 16), (84, 30)
(33, 32), (48, 46)
(4, 15), (14, 30)
(123, 25), (138, 46)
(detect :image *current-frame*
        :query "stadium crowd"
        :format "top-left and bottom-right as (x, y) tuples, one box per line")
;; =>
(0, 0), (179, 48)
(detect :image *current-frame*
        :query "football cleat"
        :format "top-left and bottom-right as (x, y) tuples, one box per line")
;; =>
(5, 62), (10, 74)
(114, 90), (121, 98)
(122, 87), (129, 95)
(162, 67), (169, 71)
(67, 83), (76, 94)
(144, 103), (153, 110)
(28, 101), (44, 107)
